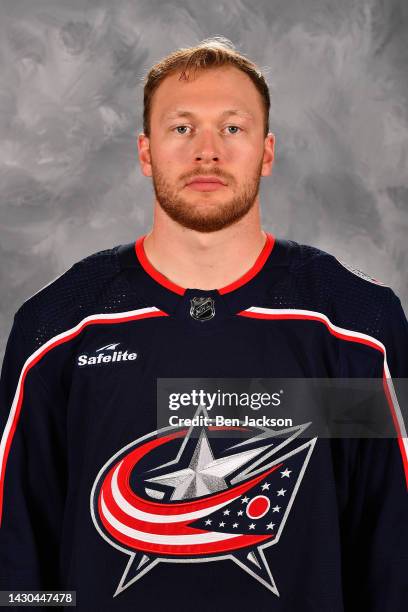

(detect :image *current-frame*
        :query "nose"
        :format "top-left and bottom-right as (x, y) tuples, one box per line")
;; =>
(194, 129), (220, 162)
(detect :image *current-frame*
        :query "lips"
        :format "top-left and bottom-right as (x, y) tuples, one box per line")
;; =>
(186, 179), (227, 192)
(186, 176), (226, 186)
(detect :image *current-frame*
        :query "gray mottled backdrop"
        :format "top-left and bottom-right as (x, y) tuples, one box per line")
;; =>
(0, 0), (407, 362)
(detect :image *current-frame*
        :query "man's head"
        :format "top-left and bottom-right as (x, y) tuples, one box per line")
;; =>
(138, 37), (275, 233)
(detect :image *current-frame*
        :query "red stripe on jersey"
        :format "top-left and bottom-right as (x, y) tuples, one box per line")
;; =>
(135, 233), (275, 296)
(0, 308), (169, 526)
(238, 308), (408, 489)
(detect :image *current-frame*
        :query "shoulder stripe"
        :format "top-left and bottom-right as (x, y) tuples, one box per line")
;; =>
(239, 307), (386, 352)
(238, 307), (408, 488)
(0, 306), (168, 525)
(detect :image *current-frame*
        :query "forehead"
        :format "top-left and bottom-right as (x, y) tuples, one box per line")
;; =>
(151, 66), (263, 121)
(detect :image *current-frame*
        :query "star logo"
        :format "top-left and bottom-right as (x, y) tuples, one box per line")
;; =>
(90, 405), (316, 598)
(281, 468), (292, 478)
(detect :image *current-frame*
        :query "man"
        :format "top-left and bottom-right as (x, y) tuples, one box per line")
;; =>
(0, 38), (407, 611)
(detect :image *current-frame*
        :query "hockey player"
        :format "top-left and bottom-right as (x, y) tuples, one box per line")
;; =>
(0, 37), (407, 611)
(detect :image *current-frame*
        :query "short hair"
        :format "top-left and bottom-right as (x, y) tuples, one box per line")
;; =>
(141, 36), (270, 138)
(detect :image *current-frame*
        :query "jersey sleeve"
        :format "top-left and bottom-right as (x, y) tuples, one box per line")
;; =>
(382, 292), (408, 376)
(342, 290), (408, 610)
(0, 314), (67, 590)
(380, 291), (408, 490)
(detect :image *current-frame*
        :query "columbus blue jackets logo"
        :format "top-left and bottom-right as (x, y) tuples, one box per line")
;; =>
(90, 406), (316, 598)
(190, 296), (215, 321)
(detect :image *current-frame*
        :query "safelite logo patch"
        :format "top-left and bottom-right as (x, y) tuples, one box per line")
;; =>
(77, 342), (137, 367)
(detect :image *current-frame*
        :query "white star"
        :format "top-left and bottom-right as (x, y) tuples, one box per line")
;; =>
(219, 521), (225, 527)
(261, 482), (270, 490)
(266, 522), (275, 530)
(272, 505), (281, 513)
(277, 488), (286, 496)
(233, 523), (239, 528)
(145, 429), (271, 500)
(237, 510), (244, 516)
(249, 523), (256, 529)
(205, 519), (212, 525)
(280, 468), (292, 478)
(241, 496), (249, 503)
(223, 509), (230, 515)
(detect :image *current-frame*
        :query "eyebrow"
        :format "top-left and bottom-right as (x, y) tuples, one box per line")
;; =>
(162, 109), (254, 121)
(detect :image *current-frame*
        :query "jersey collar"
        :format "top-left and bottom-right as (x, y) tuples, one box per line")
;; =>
(134, 233), (275, 296)
(118, 233), (292, 317)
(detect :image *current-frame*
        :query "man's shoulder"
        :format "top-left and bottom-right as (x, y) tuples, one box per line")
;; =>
(18, 244), (121, 311)
(14, 243), (139, 354)
(269, 238), (400, 339)
(285, 239), (386, 288)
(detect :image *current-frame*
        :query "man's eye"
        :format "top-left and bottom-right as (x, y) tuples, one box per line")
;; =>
(174, 126), (191, 135)
(225, 125), (242, 134)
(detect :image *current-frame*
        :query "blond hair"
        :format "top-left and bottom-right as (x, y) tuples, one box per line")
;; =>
(141, 37), (270, 137)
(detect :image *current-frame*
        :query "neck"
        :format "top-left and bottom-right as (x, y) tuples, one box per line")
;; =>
(142, 202), (267, 290)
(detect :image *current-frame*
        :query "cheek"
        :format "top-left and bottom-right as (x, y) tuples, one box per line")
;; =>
(224, 138), (260, 160)
(172, 145), (191, 161)
(233, 147), (261, 170)
(155, 142), (188, 165)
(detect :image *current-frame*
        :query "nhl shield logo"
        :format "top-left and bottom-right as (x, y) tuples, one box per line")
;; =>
(190, 296), (215, 321)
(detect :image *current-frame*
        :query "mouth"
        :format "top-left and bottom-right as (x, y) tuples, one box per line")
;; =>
(185, 177), (227, 192)
(186, 181), (226, 192)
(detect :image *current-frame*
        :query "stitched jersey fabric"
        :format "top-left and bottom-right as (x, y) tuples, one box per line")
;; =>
(0, 233), (407, 611)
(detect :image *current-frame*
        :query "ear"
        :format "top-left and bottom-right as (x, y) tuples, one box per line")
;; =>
(261, 132), (275, 177)
(137, 133), (152, 177)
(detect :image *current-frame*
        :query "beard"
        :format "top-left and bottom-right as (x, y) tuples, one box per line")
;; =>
(150, 159), (263, 233)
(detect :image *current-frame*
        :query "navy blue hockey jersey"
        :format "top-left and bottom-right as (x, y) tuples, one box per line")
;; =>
(0, 233), (407, 611)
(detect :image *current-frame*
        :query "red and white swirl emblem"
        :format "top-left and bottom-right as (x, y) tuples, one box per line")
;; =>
(90, 413), (316, 598)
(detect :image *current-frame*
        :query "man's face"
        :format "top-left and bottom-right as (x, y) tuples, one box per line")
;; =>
(138, 66), (274, 233)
